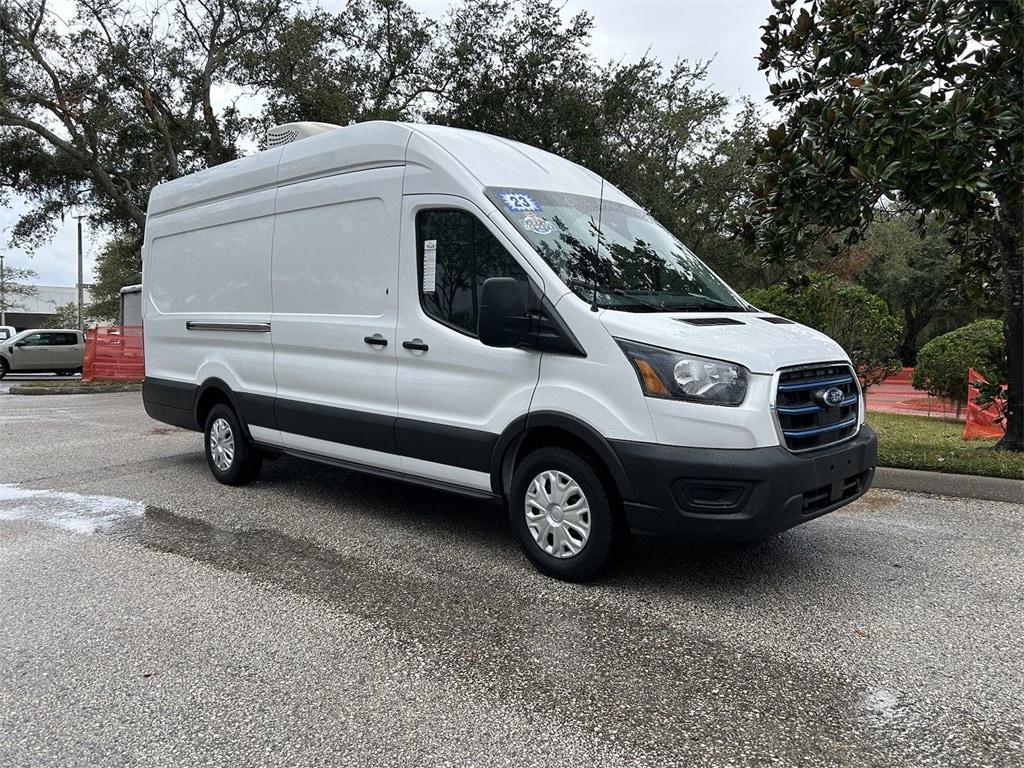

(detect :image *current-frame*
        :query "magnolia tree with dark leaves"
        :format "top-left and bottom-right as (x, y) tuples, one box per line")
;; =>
(740, 0), (1023, 451)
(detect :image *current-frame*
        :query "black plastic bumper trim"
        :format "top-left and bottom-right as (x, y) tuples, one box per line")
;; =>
(612, 426), (878, 540)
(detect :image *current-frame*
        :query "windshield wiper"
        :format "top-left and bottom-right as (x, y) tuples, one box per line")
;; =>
(565, 280), (666, 312)
(610, 288), (666, 311)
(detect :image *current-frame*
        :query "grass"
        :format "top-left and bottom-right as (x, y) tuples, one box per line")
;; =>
(869, 411), (1024, 480)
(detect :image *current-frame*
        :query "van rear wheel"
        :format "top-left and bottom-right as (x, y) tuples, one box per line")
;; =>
(204, 403), (262, 486)
(509, 447), (620, 582)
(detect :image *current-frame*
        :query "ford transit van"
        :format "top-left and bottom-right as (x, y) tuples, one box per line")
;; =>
(142, 121), (877, 580)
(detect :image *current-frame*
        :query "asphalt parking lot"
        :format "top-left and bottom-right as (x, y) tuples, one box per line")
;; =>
(1, 392), (1021, 767)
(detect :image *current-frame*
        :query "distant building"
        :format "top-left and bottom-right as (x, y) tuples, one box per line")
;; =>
(1, 285), (92, 330)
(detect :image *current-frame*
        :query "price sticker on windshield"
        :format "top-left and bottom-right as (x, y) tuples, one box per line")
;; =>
(422, 239), (437, 293)
(498, 191), (541, 212)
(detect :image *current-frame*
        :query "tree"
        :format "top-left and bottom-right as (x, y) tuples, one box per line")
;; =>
(741, 0), (1023, 451)
(86, 234), (141, 322)
(426, 2), (764, 285)
(243, 0), (436, 129)
(3, 0), (765, 338)
(44, 301), (81, 329)
(745, 273), (902, 387)
(0, 0), (288, 244)
(0, 250), (37, 324)
(912, 319), (1005, 414)
(856, 213), (991, 362)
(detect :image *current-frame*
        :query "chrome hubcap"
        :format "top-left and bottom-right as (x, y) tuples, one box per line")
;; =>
(209, 417), (235, 472)
(524, 470), (591, 559)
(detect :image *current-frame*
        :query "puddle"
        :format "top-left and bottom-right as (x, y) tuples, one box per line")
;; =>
(0, 484), (143, 533)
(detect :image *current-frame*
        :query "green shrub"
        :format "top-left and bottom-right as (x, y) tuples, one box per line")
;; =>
(912, 320), (1006, 409)
(745, 273), (902, 388)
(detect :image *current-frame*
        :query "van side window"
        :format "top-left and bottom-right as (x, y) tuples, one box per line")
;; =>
(416, 209), (528, 337)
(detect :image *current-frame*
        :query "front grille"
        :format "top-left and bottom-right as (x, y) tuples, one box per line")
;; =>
(775, 364), (860, 451)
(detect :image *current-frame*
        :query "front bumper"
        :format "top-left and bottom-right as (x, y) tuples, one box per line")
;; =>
(612, 426), (877, 541)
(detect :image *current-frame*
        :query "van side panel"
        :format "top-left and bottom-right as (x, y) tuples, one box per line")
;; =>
(142, 184), (278, 431)
(270, 166), (403, 459)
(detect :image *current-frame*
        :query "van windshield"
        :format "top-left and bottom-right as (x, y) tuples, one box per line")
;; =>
(486, 187), (749, 312)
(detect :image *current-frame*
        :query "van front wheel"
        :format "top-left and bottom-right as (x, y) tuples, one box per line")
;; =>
(509, 447), (619, 582)
(204, 403), (262, 486)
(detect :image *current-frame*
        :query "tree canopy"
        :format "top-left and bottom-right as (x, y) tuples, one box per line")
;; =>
(856, 213), (987, 363)
(741, 0), (1023, 450)
(1, 0), (764, 318)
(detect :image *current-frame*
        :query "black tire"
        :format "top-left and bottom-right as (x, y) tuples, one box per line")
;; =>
(0, 358), (8, 380)
(509, 446), (622, 582)
(203, 403), (262, 486)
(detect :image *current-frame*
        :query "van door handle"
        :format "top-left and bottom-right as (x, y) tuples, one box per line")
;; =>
(402, 339), (429, 352)
(363, 334), (388, 347)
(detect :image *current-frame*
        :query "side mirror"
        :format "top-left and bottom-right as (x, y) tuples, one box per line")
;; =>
(478, 277), (529, 348)
(14, 341), (26, 347)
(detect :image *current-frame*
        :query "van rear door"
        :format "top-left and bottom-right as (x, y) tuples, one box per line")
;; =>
(394, 196), (544, 492)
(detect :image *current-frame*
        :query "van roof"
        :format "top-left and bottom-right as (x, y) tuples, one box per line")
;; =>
(147, 121), (632, 218)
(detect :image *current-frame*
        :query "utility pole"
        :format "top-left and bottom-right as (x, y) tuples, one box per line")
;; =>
(76, 216), (85, 332)
(0, 251), (6, 326)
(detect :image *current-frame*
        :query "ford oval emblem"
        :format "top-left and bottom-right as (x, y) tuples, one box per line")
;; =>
(823, 386), (845, 407)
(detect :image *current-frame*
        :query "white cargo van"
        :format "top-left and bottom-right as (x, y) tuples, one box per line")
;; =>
(142, 121), (876, 580)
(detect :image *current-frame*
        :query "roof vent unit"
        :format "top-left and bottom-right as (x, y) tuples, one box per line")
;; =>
(265, 121), (341, 148)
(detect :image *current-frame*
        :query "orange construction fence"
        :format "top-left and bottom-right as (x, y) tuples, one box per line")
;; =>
(963, 368), (1006, 440)
(83, 325), (145, 382)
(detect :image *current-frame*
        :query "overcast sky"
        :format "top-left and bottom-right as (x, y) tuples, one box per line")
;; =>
(1, 0), (773, 287)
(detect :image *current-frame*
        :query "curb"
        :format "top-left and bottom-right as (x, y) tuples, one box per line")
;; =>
(874, 466), (1023, 505)
(7, 384), (142, 396)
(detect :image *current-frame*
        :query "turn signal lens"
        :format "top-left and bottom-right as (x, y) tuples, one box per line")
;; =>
(634, 358), (671, 396)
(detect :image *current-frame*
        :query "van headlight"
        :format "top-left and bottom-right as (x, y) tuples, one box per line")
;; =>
(617, 339), (748, 406)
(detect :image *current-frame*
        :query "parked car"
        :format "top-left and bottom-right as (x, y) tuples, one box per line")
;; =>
(142, 121), (877, 581)
(0, 329), (84, 378)
(0, 326), (15, 342)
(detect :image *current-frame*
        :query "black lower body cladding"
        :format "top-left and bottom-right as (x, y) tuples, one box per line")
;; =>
(142, 376), (498, 473)
(142, 377), (199, 430)
(614, 426), (878, 541)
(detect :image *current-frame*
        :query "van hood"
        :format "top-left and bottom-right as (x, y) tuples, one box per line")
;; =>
(599, 311), (849, 374)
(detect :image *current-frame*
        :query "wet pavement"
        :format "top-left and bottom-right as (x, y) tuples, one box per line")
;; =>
(1, 392), (1022, 767)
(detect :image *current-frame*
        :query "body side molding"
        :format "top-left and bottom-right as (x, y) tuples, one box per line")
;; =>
(185, 321), (271, 333)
